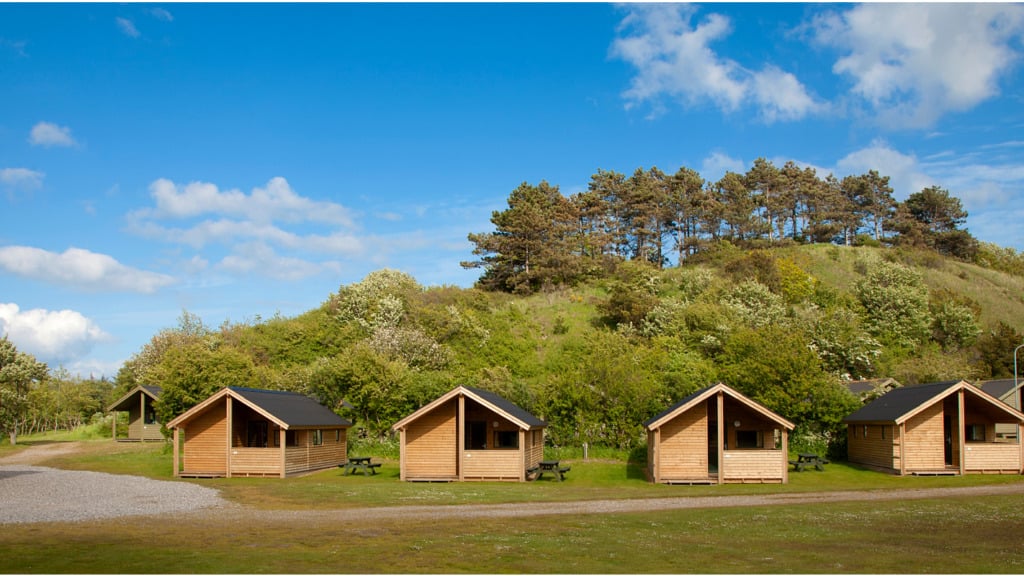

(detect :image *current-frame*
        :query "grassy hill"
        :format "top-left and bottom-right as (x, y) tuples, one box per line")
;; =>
(124, 244), (1024, 456)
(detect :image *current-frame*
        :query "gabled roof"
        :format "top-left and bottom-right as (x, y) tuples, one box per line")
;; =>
(844, 380), (1024, 424)
(844, 377), (899, 397)
(166, 387), (351, 430)
(107, 385), (162, 412)
(644, 382), (795, 431)
(977, 379), (1020, 404)
(392, 385), (546, 431)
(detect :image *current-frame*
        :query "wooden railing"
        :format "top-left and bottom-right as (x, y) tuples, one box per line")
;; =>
(964, 443), (1021, 473)
(722, 449), (785, 481)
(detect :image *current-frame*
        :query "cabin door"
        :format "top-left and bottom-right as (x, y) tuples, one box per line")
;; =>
(707, 408), (719, 476)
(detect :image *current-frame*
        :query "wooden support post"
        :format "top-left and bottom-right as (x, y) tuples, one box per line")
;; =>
(225, 396), (233, 478)
(457, 394), (465, 482)
(172, 427), (180, 478)
(716, 391), (725, 484)
(279, 427), (287, 479)
(957, 389), (966, 476)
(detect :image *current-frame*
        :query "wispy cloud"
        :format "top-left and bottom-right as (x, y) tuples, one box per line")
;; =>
(1, 168), (44, 192)
(0, 303), (111, 366)
(811, 4), (1024, 128)
(611, 4), (824, 123)
(29, 121), (76, 147)
(126, 177), (365, 281)
(149, 8), (173, 22)
(116, 17), (140, 38)
(0, 245), (176, 293)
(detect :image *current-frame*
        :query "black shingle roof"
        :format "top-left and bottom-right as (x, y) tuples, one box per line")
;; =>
(844, 380), (961, 423)
(230, 387), (351, 428)
(463, 386), (546, 428)
(978, 379), (1017, 400)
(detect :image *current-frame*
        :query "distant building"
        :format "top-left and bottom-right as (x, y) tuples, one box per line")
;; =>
(844, 378), (900, 403)
(107, 385), (163, 441)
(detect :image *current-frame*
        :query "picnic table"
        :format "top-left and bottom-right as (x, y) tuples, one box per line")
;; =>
(340, 456), (381, 476)
(789, 453), (829, 472)
(527, 460), (571, 481)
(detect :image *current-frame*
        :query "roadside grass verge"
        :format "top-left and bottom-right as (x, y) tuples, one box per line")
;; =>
(2, 494), (1022, 573)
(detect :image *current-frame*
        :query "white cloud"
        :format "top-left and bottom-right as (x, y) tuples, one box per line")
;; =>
(0, 303), (111, 365)
(1, 168), (44, 191)
(216, 242), (342, 281)
(0, 245), (176, 293)
(143, 177), (355, 227)
(835, 140), (935, 200)
(29, 122), (76, 147)
(116, 17), (140, 38)
(149, 8), (173, 22)
(700, 151), (746, 181)
(612, 5), (822, 122)
(812, 4), (1024, 128)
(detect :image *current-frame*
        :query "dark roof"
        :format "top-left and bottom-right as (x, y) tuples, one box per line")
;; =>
(644, 384), (713, 428)
(844, 380), (962, 423)
(978, 379), (1017, 399)
(230, 387), (351, 428)
(463, 386), (546, 428)
(107, 384), (162, 412)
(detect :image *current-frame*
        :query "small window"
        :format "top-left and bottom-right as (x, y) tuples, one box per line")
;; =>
(863, 425), (868, 438)
(144, 407), (158, 425)
(881, 426), (886, 440)
(312, 429), (323, 446)
(494, 430), (519, 449)
(247, 421), (268, 448)
(336, 429), (341, 442)
(967, 424), (985, 442)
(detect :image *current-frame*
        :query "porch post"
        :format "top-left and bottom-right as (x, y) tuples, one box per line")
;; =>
(899, 422), (906, 475)
(111, 408), (116, 440)
(140, 393), (145, 438)
(957, 389), (966, 475)
(652, 428), (660, 483)
(225, 396), (233, 478)
(781, 428), (789, 484)
(279, 428), (287, 478)
(457, 394), (465, 482)
(716, 391), (725, 485)
(519, 429), (526, 481)
(399, 427), (407, 481)
(172, 427), (180, 477)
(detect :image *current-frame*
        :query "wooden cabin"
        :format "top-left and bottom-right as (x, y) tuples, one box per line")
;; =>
(391, 385), (546, 482)
(644, 383), (795, 484)
(166, 387), (351, 478)
(844, 380), (1024, 475)
(978, 379), (1022, 441)
(107, 385), (163, 441)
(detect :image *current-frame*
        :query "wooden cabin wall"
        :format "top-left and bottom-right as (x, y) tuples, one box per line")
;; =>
(847, 423), (899, 471)
(285, 427), (347, 475)
(124, 395), (163, 441)
(904, 402), (946, 471)
(404, 399), (458, 480)
(656, 403), (709, 482)
(526, 429), (544, 469)
(182, 401), (228, 475)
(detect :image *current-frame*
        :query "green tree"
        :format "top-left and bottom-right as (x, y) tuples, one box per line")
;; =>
(855, 261), (932, 348)
(0, 337), (48, 444)
(896, 186), (978, 260)
(151, 342), (260, 429)
(463, 181), (582, 293)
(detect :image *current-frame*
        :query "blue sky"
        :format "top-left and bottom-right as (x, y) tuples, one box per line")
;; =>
(2, 3), (1024, 378)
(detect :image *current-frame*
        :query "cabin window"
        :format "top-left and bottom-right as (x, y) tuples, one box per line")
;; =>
(335, 429), (341, 442)
(966, 424), (985, 442)
(881, 426), (886, 440)
(144, 407), (158, 425)
(247, 421), (268, 447)
(312, 429), (323, 446)
(735, 430), (762, 449)
(493, 430), (519, 449)
(863, 425), (868, 438)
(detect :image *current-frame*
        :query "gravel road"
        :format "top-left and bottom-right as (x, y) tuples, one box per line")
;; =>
(3, 442), (1023, 526)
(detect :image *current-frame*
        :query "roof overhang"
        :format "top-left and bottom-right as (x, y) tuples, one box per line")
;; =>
(392, 385), (545, 431)
(645, 382), (795, 431)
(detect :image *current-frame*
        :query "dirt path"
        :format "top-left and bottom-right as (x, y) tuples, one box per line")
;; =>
(0, 441), (85, 465)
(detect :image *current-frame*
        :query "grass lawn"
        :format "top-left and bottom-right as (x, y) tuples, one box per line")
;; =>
(3, 437), (1024, 573)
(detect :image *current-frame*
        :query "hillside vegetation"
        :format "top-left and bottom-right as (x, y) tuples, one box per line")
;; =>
(106, 243), (1024, 457)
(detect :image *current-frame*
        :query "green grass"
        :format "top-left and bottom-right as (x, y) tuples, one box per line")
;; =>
(2, 495), (1022, 573)
(5, 438), (1024, 573)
